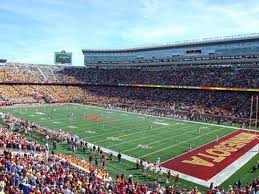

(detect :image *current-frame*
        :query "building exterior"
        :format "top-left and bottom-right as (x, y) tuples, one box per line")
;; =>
(82, 34), (259, 68)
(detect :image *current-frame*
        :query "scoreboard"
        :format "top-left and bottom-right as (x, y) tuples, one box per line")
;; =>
(54, 50), (72, 65)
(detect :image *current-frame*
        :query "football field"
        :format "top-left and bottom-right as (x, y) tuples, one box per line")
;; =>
(0, 103), (238, 163)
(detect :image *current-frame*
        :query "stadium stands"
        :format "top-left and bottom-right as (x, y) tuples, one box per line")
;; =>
(58, 66), (259, 88)
(0, 62), (258, 193)
(0, 84), (254, 125)
(0, 151), (111, 193)
(0, 127), (46, 152)
(0, 63), (258, 126)
(0, 63), (259, 88)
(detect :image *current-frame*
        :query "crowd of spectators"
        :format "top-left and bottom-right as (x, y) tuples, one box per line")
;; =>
(1, 112), (70, 142)
(0, 85), (84, 105)
(0, 151), (112, 193)
(81, 86), (255, 126)
(58, 66), (259, 88)
(0, 68), (39, 83)
(0, 83), (256, 126)
(0, 127), (46, 153)
(0, 63), (259, 88)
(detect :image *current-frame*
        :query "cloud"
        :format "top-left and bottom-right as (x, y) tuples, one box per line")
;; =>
(205, 2), (259, 34)
(0, 0), (259, 65)
(122, 25), (187, 44)
(140, 0), (162, 18)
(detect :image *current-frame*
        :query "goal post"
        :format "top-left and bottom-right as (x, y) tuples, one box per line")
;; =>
(255, 96), (258, 131)
(249, 96), (254, 129)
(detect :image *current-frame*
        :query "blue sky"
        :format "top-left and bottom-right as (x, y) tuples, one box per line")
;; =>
(0, 0), (259, 65)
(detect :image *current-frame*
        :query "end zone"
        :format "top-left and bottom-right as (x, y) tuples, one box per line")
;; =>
(161, 129), (259, 187)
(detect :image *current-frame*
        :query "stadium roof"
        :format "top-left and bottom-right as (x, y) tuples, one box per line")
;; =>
(82, 33), (259, 53)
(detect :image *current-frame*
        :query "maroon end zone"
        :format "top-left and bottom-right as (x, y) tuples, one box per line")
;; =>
(161, 129), (259, 181)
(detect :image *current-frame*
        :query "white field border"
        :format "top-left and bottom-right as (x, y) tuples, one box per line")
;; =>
(208, 144), (258, 186)
(1, 103), (258, 187)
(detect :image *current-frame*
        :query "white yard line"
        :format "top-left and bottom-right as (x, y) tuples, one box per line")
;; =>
(93, 122), (184, 144)
(35, 112), (46, 115)
(67, 126), (78, 129)
(109, 123), (200, 150)
(152, 121), (169, 126)
(122, 125), (216, 153)
(85, 130), (96, 134)
(84, 118), (174, 139)
(83, 128), (132, 139)
(160, 129), (239, 164)
(155, 119), (165, 122)
(139, 127), (227, 158)
(53, 121), (61, 124)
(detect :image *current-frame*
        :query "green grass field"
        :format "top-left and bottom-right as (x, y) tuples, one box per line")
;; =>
(0, 103), (258, 191)
(0, 103), (238, 162)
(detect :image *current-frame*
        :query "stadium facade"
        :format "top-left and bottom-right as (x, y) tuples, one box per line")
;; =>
(82, 34), (259, 68)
